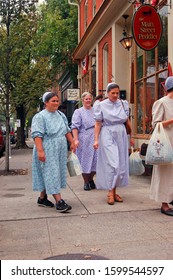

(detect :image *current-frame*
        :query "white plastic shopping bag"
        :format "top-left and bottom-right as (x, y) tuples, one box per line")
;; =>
(67, 152), (82, 177)
(145, 122), (173, 165)
(129, 148), (145, 176)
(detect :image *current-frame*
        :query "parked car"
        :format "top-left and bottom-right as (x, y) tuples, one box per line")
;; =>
(2, 130), (17, 145)
(0, 129), (5, 157)
(10, 131), (17, 144)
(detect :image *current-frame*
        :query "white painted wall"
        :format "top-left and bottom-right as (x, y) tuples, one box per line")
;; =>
(168, 6), (173, 68)
(114, 23), (132, 102)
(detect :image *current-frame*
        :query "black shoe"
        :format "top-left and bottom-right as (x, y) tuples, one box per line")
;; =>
(169, 201), (173, 205)
(56, 199), (72, 213)
(89, 180), (96, 189)
(161, 207), (173, 216)
(84, 183), (91, 191)
(37, 195), (54, 208)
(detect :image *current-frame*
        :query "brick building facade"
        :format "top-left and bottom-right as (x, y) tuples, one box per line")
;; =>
(72, 0), (171, 147)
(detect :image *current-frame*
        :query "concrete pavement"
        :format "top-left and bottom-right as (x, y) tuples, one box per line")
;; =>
(0, 140), (173, 260)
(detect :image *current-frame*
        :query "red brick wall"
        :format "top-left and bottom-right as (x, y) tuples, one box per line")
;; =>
(88, 0), (93, 25)
(96, 0), (104, 11)
(98, 29), (112, 91)
(80, 0), (105, 39)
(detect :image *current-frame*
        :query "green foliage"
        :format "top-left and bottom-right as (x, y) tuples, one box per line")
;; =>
(10, 14), (52, 109)
(37, 0), (78, 78)
(0, 0), (78, 118)
(0, 0), (42, 167)
(0, 1), (52, 112)
(0, 0), (78, 167)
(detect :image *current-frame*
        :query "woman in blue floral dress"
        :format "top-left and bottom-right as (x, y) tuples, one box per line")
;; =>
(31, 92), (75, 213)
(71, 92), (97, 191)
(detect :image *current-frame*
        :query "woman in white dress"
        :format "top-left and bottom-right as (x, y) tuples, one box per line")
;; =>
(150, 76), (173, 216)
(93, 83), (132, 205)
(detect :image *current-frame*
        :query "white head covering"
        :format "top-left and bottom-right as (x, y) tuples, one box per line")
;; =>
(165, 76), (173, 91)
(106, 82), (119, 93)
(42, 92), (52, 102)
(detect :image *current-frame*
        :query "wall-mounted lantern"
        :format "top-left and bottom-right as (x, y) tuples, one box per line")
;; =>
(119, 15), (133, 51)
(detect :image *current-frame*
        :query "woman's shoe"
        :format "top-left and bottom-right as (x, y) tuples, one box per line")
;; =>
(114, 194), (123, 202)
(37, 195), (54, 207)
(84, 183), (91, 191)
(89, 180), (96, 189)
(56, 199), (72, 213)
(107, 190), (114, 205)
(161, 207), (173, 216)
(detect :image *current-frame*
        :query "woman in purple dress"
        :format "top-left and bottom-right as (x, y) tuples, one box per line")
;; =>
(71, 92), (97, 191)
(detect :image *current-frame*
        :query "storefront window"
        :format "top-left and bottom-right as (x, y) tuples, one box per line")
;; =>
(137, 82), (144, 134)
(146, 50), (155, 75)
(135, 4), (168, 136)
(103, 43), (108, 91)
(146, 77), (155, 133)
(136, 48), (143, 80)
(158, 71), (167, 99)
(158, 10), (168, 70)
(84, 0), (88, 31)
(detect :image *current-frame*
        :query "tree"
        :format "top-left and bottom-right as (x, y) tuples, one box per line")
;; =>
(0, 0), (78, 172)
(37, 0), (78, 82)
(9, 12), (52, 148)
(0, 0), (44, 171)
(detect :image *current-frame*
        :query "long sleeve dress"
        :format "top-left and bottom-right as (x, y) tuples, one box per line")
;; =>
(94, 98), (129, 190)
(71, 107), (97, 174)
(150, 96), (173, 203)
(31, 109), (70, 195)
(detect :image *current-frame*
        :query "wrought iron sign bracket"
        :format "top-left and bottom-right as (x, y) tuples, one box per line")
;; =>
(128, 0), (172, 9)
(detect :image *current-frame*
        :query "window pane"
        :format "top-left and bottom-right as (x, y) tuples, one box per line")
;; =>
(84, 0), (88, 31)
(137, 82), (144, 134)
(146, 77), (155, 134)
(158, 6), (168, 70)
(137, 48), (143, 80)
(93, 0), (96, 16)
(158, 70), (168, 99)
(103, 44), (108, 90)
(146, 50), (155, 75)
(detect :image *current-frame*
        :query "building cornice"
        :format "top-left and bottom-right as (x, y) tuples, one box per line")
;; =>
(72, 0), (130, 61)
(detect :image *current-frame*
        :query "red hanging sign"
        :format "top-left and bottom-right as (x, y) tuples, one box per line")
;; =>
(132, 4), (162, 51)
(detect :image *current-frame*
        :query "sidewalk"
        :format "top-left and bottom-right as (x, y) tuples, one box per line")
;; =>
(0, 140), (173, 260)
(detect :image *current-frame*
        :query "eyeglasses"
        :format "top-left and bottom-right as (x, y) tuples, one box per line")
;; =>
(51, 100), (59, 103)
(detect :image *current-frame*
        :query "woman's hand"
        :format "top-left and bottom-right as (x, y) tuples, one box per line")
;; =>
(93, 141), (99, 149)
(38, 150), (46, 162)
(34, 138), (45, 162)
(130, 137), (135, 147)
(74, 139), (79, 148)
(69, 141), (76, 152)
(162, 119), (173, 127)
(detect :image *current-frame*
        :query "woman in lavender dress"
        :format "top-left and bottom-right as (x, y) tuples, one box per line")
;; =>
(94, 83), (132, 205)
(71, 92), (97, 191)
